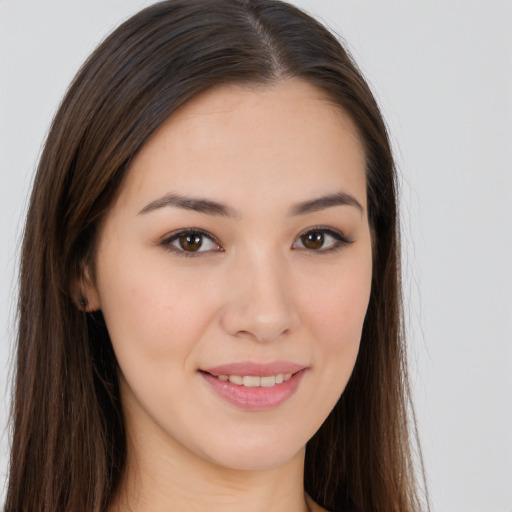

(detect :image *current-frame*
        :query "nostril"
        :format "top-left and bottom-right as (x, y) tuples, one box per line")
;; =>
(219, 277), (299, 342)
(234, 326), (291, 343)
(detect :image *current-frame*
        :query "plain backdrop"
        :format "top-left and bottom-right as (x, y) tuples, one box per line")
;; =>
(1, 1), (511, 510)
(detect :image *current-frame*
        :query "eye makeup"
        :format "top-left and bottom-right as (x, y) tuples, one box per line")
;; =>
(292, 226), (353, 253)
(160, 228), (223, 257)
(158, 224), (353, 258)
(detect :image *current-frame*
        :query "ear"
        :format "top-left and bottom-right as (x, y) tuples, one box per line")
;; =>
(72, 262), (101, 312)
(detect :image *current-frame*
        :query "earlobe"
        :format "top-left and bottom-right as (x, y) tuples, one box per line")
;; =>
(73, 263), (101, 312)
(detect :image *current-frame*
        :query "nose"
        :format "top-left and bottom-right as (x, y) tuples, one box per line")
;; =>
(220, 251), (299, 343)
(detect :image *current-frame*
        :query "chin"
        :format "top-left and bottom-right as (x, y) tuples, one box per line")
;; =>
(207, 446), (304, 472)
(193, 426), (308, 472)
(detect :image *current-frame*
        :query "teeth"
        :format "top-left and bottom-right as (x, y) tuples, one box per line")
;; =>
(228, 375), (243, 385)
(218, 372), (293, 387)
(243, 375), (260, 387)
(260, 375), (276, 387)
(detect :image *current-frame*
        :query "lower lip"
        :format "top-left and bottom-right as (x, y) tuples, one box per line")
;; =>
(200, 370), (306, 411)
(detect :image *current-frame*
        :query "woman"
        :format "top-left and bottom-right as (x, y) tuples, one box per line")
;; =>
(6, 1), (426, 511)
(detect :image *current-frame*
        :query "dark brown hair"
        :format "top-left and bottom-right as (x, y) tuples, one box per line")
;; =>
(7, 1), (426, 511)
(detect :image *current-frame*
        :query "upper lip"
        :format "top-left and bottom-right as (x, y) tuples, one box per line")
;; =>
(201, 361), (307, 377)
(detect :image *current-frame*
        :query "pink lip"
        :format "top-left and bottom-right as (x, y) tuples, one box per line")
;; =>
(199, 361), (307, 411)
(202, 361), (306, 377)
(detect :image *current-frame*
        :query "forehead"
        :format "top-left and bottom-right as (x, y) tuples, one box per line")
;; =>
(118, 78), (367, 213)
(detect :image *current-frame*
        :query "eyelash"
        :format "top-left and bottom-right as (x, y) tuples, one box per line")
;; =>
(160, 226), (352, 257)
(292, 226), (353, 253)
(160, 228), (223, 258)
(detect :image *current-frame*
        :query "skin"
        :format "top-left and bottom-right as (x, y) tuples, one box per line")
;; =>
(83, 79), (373, 512)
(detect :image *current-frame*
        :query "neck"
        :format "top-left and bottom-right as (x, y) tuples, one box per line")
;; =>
(109, 428), (312, 512)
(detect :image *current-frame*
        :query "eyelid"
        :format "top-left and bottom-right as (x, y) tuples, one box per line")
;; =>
(292, 225), (353, 252)
(158, 225), (352, 256)
(160, 228), (223, 256)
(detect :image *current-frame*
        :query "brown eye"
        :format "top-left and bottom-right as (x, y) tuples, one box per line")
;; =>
(162, 229), (222, 256)
(293, 227), (351, 253)
(179, 233), (203, 252)
(300, 231), (325, 250)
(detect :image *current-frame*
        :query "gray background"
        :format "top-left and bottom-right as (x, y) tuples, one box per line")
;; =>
(1, 1), (511, 510)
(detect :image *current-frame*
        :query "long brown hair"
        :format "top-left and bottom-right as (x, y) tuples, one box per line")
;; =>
(7, 1), (426, 510)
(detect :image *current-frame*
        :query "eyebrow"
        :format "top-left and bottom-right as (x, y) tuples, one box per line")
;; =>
(138, 190), (364, 217)
(289, 192), (364, 216)
(138, 193), (238, 217)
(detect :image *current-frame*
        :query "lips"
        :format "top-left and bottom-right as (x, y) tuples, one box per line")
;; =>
(199, 362), (307, 410)
(202, 361), (305, 377)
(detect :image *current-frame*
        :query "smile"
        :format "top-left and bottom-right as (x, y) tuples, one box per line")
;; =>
(199, 363), (307, 410)
(216, 373), (293, 387)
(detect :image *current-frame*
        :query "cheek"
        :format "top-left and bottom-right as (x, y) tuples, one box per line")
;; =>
(95, 251), (214, 377)
(305, 255), (371, 337)
(300, 253), (372, 379)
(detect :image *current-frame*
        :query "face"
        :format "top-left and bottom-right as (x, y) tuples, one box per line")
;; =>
(84, 79), (372, 471)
